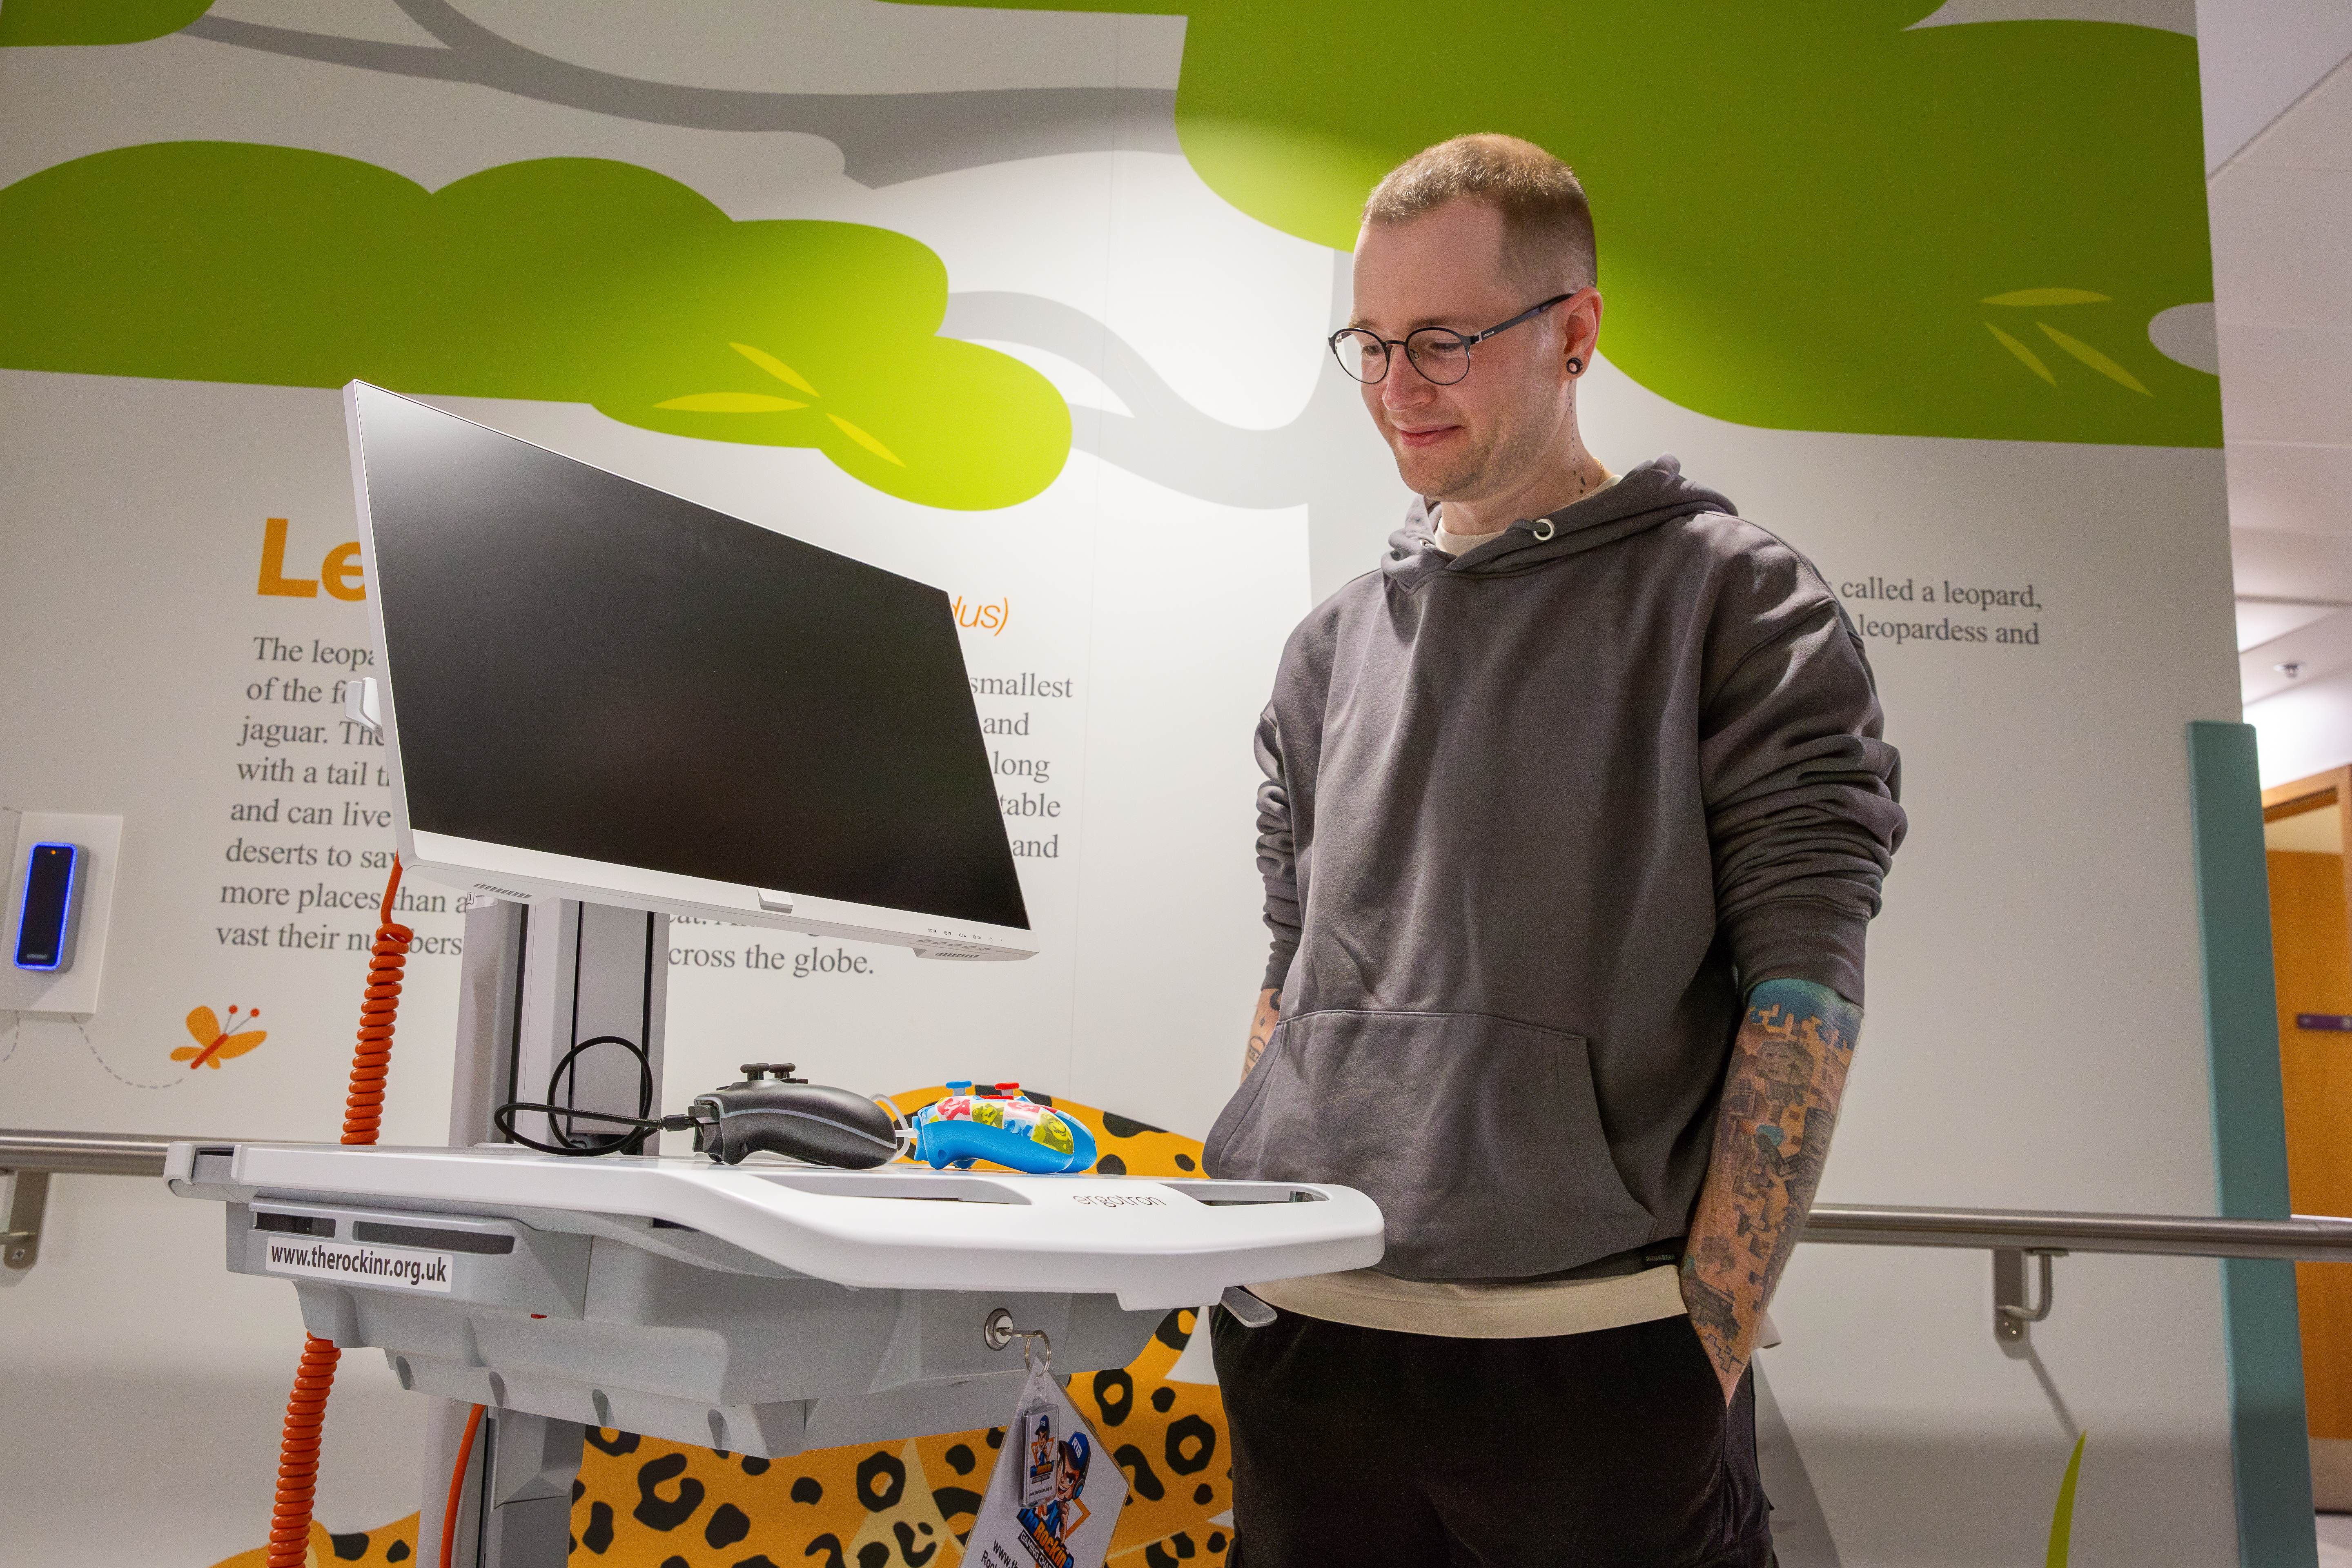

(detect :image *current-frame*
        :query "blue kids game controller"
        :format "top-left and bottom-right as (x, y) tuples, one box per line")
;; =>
(911, 1082), (1098, 1174)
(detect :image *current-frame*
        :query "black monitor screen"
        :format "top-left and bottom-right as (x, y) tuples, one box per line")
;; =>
(352, 385), (1028, 932)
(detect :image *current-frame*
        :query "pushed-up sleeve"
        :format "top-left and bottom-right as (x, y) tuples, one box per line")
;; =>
(1702, 548), (1907, 1007)
(1254, 703), (1302, 992)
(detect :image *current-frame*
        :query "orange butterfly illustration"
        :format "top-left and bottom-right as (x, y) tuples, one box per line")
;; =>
(174, 1004), (266, 1069)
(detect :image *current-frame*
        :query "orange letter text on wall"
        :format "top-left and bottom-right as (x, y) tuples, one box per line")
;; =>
(257, 517), (318, 598)
(320, 542), (365, 601)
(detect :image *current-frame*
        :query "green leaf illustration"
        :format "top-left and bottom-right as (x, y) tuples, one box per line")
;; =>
(1982, 288), (2111, 306)
(1987, 322), (2056, 385)
(828, 413), (906, 466)
(655, 392), (809, 412)
(2038, 322), (2152, 394)
(0, 143), (1069, 509)
(733, 341), (820, 396)
(2047, 1431), (2087, 1568)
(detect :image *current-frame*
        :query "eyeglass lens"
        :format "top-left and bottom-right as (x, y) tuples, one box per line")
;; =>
(1331, 328), (1474, 386)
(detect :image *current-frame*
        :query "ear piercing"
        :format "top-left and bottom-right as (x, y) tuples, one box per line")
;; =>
(1567, 357), (1584, 375)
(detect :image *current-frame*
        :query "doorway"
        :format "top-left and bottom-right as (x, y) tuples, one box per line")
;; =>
(2263, 768), (2352, 1509)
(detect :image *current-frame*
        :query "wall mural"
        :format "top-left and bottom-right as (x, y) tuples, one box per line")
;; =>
(0, 2), (2250, 1564)
(907, 0), (2219, 447)
(0, 144), (1070, 509)
(2, 0), (2219, 455)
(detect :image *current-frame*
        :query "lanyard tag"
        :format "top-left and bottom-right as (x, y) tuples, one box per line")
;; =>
(1018, 1379), (1060, 1509)
(970, 1360), (1127, 1568)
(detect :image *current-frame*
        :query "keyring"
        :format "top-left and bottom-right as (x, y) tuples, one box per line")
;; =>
(983, 1306), (1053, 1373)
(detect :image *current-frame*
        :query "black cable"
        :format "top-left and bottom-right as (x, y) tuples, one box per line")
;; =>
(545, 1033), (653, 1152)
(491, 1100), (693, 1157)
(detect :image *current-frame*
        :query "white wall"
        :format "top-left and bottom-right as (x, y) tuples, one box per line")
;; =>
(0, 7), (2257, 1566)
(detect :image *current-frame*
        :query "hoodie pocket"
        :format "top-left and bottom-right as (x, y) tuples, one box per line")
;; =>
(1204, 1008), (1656, 1281)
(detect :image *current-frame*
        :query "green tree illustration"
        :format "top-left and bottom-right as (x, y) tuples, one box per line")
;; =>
(0, 0), (211, 47)
(893, 0), (2219, 448)
(0, 142), (1070, 510)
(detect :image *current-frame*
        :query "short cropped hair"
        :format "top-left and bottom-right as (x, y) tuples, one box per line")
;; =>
(1362, 134), (1596, 295)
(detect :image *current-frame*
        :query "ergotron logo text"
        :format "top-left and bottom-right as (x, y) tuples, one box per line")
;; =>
(263, 1238), (454, 1292)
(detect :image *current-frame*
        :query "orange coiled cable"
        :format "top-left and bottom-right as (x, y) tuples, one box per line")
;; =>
(265, 860), (414, 1568)
(341, 859), (415, 1145)
(264, 1331), (344, 1567)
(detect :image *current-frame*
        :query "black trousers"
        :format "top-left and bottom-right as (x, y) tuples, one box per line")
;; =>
(1212, 1305), (1773, 1568)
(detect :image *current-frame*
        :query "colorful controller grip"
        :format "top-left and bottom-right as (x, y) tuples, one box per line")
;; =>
(911, 1082), (1098, 1175)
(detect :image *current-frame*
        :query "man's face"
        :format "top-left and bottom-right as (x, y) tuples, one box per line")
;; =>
(1349, 200), (1596, 506)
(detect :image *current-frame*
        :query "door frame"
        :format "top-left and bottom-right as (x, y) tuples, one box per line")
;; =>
(2263, 765), (2352, 922)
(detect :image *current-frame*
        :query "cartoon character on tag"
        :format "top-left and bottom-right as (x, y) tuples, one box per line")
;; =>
(1020, 1398), (1059, 1509)
(969, 1359), (1125, 1568)
(1016, 1430), (1093, 1562)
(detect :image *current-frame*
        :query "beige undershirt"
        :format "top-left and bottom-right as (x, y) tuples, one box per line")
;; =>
(1432, 474), (1619, 558)
(1250, 1262), (1689, 1339)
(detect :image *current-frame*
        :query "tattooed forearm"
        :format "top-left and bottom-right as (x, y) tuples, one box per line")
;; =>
(1242, 987), (1279, 1081)
(1680, 977), (1862, 1402)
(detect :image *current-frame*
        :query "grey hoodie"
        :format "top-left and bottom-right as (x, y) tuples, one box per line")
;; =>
(1204, 457), (1905, 1282)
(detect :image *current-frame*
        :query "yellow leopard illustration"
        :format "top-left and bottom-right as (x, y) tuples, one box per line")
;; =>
(206, 1518), (418, 1567)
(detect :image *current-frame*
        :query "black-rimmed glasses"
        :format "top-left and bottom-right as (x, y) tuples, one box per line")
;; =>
(1328, 293), (1575, 386)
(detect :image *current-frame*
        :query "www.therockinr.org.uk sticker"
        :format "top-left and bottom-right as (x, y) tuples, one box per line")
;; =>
(263, 1237), (454, 1291)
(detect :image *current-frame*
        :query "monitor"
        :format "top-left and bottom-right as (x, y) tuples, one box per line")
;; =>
(343, 382), (1034, 960)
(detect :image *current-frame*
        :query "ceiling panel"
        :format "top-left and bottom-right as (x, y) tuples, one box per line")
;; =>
(2207, 165), (2352, 327)
(2231, 526), (2352, 601)
(2198, 0), (2352, 169)
(2240, 602), (2352, 702)
(2207, 1), (2352, 707)
(2219, 323), (2352, 444)
(2239, 597), (2344, 650)
(2234, 51), (2352, 170)
(2225, 442), (2352, 536)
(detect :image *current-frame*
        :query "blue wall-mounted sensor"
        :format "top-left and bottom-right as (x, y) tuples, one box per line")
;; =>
(14, 842), (81, 972)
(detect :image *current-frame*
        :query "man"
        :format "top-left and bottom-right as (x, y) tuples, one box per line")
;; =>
(1203, 135), (1904, 1566)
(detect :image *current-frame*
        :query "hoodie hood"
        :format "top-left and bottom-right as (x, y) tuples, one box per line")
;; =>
(1383, 454), (1737, 589)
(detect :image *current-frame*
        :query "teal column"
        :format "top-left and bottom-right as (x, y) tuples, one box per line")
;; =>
(2188, 720), (2316, 1567)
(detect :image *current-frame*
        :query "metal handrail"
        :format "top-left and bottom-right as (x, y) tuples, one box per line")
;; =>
(10, 1129), (2352, 1261)
(1804, 1203), (2352, 1262)
(7, 1129), (2344, 1336)
(0, 1129), (213, 1177)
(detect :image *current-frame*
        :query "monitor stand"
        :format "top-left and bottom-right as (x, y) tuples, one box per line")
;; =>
(428, 894), (668, 1568)
(450, 895), (668, 1163)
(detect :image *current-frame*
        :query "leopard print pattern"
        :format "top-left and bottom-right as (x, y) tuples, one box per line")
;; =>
(206, 1093), (1232, 1568)
(208, 1519), (419, 1566)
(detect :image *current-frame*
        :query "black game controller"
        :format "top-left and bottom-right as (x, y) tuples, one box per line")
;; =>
(687, 1062), (905, 1169)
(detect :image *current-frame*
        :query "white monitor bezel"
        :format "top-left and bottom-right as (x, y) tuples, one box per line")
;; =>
(343, 382), (1037, 962)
